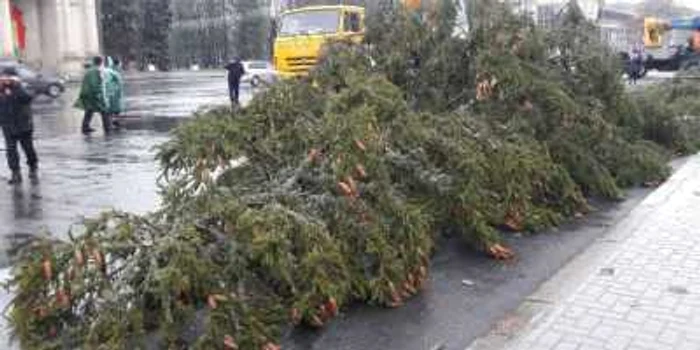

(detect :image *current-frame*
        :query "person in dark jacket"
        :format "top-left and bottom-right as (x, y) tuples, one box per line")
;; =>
(225, 58), (245, 105)
(628, 47), (644, 85)
(0, 67), (37, 184)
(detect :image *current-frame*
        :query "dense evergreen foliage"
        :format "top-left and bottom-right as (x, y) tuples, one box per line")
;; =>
(9, 1), (699, 349)
(102, 0), (270, 69)
(169, 0), (272, 68)
(100, 0), (173, 69)
(101, 0), (141, 64)
(140, 0), (175, 70)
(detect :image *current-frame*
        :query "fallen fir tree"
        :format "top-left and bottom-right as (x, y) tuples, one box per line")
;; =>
(6, 1), (699, 349)
(630, 67), (700, 153)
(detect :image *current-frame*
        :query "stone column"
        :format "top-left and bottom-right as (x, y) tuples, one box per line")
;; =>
(38, 0), (62, 72)
(17, 0), (43, 68)
(82, 0), (100, 56)
(56, 0), (101, 74)
(60, 0), (86, 73)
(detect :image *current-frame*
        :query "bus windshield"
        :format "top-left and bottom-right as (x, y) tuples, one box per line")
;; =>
(279, 10), (340, 36)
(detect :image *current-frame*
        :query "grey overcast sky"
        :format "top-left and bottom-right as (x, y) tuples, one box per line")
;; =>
(608, 0), (700, 10)
(537, 0), (700, 11)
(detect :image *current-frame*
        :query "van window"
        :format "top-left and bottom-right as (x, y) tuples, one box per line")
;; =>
(344, 12), (361, 33)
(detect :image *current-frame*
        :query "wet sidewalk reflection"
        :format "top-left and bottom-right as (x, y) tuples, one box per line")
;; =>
(0, 70), (245, 268)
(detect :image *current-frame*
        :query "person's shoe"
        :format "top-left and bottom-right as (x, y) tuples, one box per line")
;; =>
(8, 171), (21, 185)
(29, 167), (39, 184)
(82, 128), (96, 134)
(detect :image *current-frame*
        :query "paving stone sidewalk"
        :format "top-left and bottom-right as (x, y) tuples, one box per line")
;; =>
(469, 155), (700, 350)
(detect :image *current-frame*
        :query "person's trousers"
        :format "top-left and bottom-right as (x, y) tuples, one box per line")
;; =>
(229, 82), (240, 105)
(2, 128), (38, 172)
(82, 110), (112, 132)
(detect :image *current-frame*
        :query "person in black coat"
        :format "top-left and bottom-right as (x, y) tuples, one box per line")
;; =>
(225, 58), (245, 105)
(629, 47), (644, 85)
(0, 67), (37, 184)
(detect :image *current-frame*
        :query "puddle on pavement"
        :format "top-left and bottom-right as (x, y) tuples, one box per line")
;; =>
(0, 71), (249, 270)
(0, 131), (167, 268)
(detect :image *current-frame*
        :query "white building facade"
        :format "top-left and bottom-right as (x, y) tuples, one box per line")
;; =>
(0, 0), (100, 74)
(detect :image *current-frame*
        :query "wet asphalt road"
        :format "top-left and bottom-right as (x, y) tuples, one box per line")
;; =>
(0, 70), (246, 268)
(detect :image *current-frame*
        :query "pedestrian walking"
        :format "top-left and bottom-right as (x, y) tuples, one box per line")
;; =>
(629, 47), (644, 85)
(225, 58), (245, 106)
(76, 56), (110, 134)
(104, 57), (125, 128)
(0, 67), (38, 185)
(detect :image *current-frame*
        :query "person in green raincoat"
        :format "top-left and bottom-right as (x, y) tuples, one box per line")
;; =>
(76, 56), (110, 134)
(104, 57), (125, 128)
